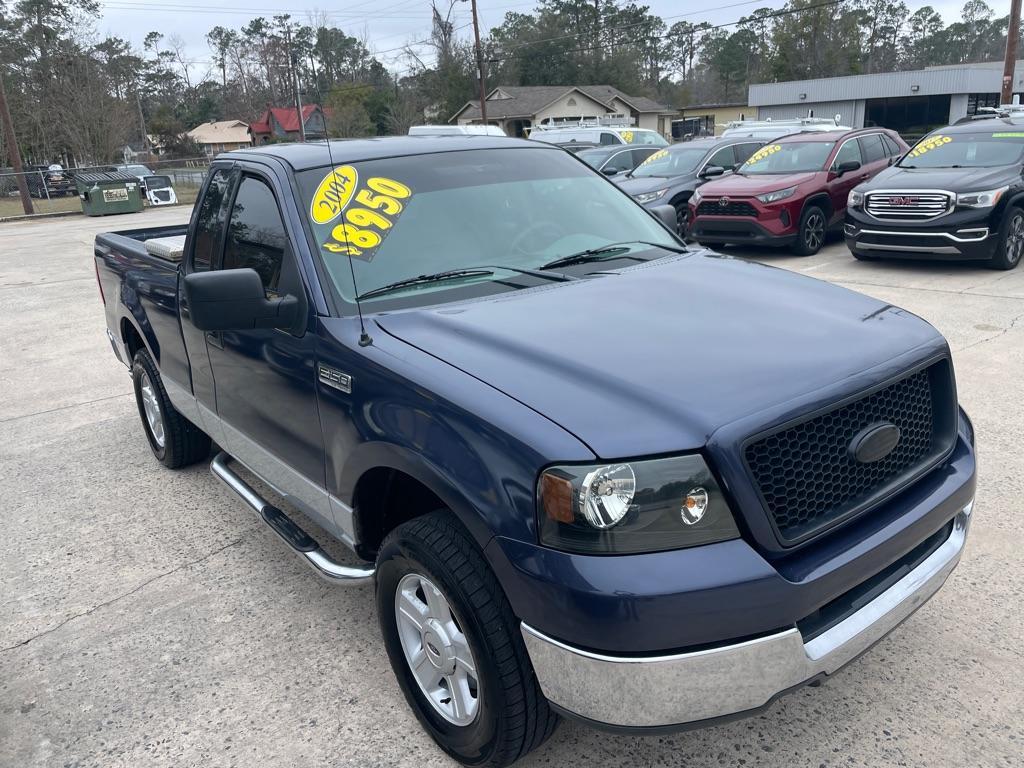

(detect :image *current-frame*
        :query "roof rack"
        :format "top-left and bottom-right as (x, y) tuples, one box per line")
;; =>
(719, 115), (843, 129)
(532, 115), (636, 130)
(977, 103), (1024, 118)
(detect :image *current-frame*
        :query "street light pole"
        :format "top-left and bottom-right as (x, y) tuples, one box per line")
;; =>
(0, 68), (33, 216)
(469, 0), (488, 125)
(1002, 0), (1022, 104)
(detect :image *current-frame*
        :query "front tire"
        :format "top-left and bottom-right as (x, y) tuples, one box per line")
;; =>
(377, 512), (558, 767)
(989, 206), (1024, 270)
(131, 349), (211, 468)
(794, 205), (827, 256)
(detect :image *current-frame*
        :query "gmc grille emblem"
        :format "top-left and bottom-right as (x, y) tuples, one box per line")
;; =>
(890, 196), (917, 206)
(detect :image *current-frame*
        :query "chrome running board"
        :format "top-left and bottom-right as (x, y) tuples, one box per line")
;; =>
(211, 451), (375, 586)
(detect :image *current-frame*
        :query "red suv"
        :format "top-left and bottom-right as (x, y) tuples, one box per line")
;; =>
(688, 128), (908, 255)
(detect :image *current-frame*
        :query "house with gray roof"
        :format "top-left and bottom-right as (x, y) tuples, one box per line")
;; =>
(449, 85), (677, 138)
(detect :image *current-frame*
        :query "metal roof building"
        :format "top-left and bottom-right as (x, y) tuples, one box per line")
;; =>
(748, 60), (1024, 137)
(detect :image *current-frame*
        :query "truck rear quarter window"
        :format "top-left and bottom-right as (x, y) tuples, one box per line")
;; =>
(192, 169), (234, 272)
(222, 176), (289, 294)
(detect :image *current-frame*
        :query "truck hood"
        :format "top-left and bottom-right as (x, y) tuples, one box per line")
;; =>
(375, 253), (941, 458)
(700, 171), (819, 196)
(861, 164), (1018, 191)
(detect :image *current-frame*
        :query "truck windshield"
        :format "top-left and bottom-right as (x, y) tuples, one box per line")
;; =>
(630, 147), (707, 178)
(739, 141), (835, 174)
(296, 147), (678, 306)
(899, 132), (1024, 168)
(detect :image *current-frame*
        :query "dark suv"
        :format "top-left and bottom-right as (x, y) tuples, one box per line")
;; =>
(615, 137), (763, 234)
(689, 128), (907, 255)
(845, 118), (1024, 270)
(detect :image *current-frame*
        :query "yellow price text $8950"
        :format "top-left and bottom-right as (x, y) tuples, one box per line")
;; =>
(322, 176), (413, 257)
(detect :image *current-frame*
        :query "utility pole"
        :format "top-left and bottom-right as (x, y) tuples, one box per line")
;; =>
(286, 28), (306, 142)
(136, 92), (149, 150)
(1003, 0), (1022, 104)
(0, 69), (33, 216)
(469, 0), (488, 125)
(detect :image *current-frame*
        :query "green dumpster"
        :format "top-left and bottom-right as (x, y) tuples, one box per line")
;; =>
(75, 171), (143, 216)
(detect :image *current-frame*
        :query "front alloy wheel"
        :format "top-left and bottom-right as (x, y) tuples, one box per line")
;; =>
(991, 207), (1024, 270)
(795, 206), (826, 256)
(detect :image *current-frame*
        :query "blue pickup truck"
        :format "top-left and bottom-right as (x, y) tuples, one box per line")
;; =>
(95, 137), (976, 766)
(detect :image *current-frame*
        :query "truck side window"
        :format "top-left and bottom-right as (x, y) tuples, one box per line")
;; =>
(222, 176), (289, 294)
(191, 169), (234, 272)
(858, 134), (886, 164)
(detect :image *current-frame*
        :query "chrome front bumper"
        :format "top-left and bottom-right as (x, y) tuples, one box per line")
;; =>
(521, 503), (972, 729)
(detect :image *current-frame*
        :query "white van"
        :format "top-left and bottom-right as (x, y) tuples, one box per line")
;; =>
(720, 117), (851, 141)
(529, 126), (668, 147)
(408, 125), (507, 137)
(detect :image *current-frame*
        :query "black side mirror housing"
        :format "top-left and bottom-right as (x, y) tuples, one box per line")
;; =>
(835, 160), (861, 176)
(184, 268), (300, 333)
(602, 166), (620, 176)
(701, 165), (725, 178)
(650, 204), (678, 232)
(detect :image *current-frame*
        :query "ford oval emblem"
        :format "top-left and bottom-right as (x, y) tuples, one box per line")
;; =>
(849, 422), (901, 464)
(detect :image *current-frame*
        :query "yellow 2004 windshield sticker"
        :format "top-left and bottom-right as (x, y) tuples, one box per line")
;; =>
(908, 134), (952, 158)
(310, 165), (358, 225)
(640, 149), (669, 166)
(620, 130), (635, 143)
(316, 173), (413, 260)
(747, 144), (782, 164)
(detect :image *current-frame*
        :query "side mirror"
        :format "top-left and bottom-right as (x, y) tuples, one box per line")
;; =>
(701, 165), (725, 178)
(184, 268), (299, 333)
(835, 160), (861, 176)
(650, 204), (678, 232)
(602, 166), (620, 176)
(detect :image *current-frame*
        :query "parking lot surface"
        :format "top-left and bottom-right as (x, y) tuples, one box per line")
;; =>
(1, 211), (1021, 767)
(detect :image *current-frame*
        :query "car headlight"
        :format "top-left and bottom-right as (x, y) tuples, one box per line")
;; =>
(849, 189), (864, 207)
(691, 188), (703, 206)
(956, 186), (1008, 208)
(538, 455), (739, 554)
(756, 186), (797, 204)
(634, 188), (669, 204)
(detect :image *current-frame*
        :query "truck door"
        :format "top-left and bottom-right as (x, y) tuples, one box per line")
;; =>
(203, 170), (331, 526)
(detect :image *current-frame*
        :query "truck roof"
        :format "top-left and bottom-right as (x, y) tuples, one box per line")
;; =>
(221, 136), (542, 171)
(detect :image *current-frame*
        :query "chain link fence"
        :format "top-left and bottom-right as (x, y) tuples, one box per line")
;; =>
(0, 156), (211, 219)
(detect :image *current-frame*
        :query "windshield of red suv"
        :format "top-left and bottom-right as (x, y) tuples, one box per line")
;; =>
(738, 141), (835, 174)
(899, 131), (1024, 168)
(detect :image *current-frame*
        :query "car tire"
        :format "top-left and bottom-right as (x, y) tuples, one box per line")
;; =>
(376, 511), (559, 767)
(793, 205), (827, 256)
(672, 199), (689, 236)
(989, 206), (1024, 271)
(131, 349), (211, 469)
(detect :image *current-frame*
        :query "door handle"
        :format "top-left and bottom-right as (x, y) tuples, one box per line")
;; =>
(859, 174), (870, 180)
(206, 331), (224, 350)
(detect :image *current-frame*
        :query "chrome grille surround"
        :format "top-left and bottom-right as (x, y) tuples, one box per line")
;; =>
(865, 189), (954, 221)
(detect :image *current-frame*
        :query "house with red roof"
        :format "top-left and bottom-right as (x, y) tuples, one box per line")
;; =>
(249, 104), (330, 144)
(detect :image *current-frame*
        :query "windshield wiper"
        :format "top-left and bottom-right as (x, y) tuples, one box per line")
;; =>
(539, 241), (685, 270)
(357, 269), (494, 300)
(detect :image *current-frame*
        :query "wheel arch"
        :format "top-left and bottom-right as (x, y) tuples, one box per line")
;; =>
(801, 192), (834, 221)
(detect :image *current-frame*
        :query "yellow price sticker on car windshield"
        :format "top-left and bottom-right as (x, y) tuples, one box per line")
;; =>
(908, 134), (952, 158)
(310, 165), (358, 225)
(620, 130), (635, 143)
(640, 149), (669, 166)
(747, 144), (782, 164)
(320, 176), (413, 261)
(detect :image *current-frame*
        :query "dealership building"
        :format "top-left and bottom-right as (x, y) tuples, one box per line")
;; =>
(749, 60), (1024, 136)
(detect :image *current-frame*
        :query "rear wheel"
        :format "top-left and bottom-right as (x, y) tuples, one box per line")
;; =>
(131, 349), (210, 468)
(794, 205), (827, 256)
(989, 206), (1024, 270)
(377, 512), (558, 766)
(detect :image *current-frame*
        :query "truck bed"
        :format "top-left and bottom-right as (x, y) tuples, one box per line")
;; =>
(96, 224), (190, 268)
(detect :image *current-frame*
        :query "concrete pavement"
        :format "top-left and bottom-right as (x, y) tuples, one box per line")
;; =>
(1, 212), (1021, 767)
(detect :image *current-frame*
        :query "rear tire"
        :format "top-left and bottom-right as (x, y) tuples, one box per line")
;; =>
(131, 349), (210, 468)
(376, 512), (559, 767)
(793, 205), (827, 256)
(989, 206), (1024, 270)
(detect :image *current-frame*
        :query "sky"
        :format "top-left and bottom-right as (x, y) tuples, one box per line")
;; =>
(90, 0), (975, 79)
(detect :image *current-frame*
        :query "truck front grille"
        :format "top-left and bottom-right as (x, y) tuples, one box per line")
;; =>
(865, 191), (952, 219)
(743, 360), (956, 545)
(697, 200), (758, 217)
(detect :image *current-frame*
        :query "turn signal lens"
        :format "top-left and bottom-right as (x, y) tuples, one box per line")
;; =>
(540, 472), (574, 523)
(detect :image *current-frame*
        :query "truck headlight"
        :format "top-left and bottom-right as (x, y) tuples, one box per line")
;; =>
(956, 186), (1008, 208)
(849, 189), (864, 207)
(634, 188), (668, 204)
(538, 455), (740, 554)
(756, 186), (797, 204)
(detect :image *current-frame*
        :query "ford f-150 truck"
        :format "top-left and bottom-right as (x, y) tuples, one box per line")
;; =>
(95, 137), (976, 767)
